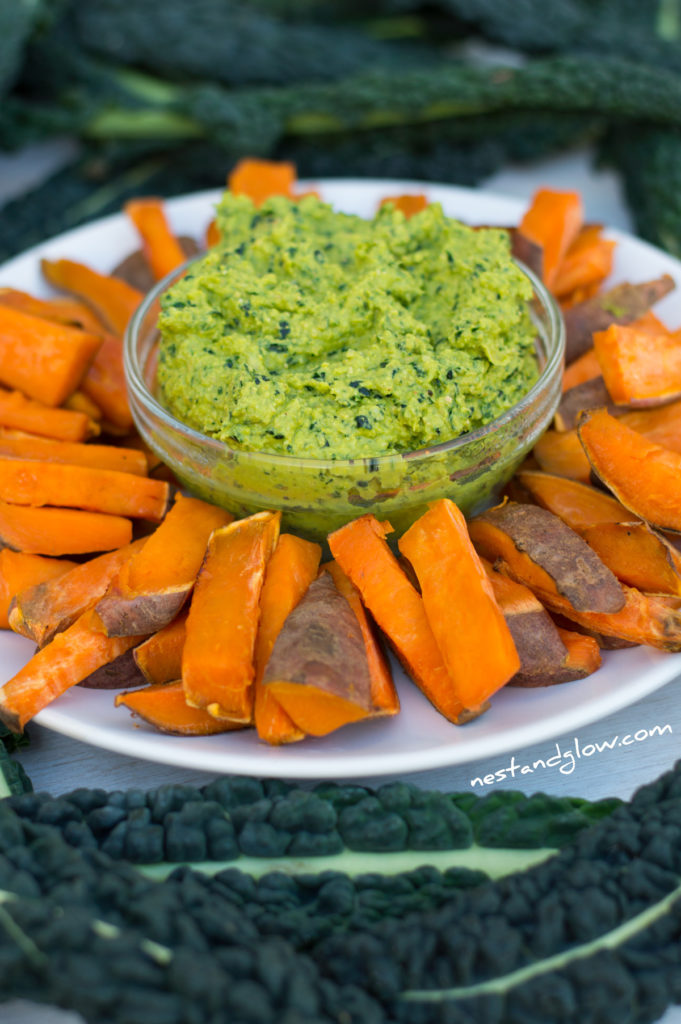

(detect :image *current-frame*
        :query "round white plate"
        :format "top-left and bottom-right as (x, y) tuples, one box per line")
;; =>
(2, 178), (681, 778)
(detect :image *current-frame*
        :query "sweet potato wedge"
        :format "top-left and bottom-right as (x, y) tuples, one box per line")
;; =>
(0, 501), (132, 556)
(481, 558), (571, 687)
(398, 499), (519, 709)
(96, 494), (233, 637)
(552, 225), (615, 300)
(561, 348), (602, 392)
(324, 560), (399, 717)
(516, 470), (629, 528)
(468, 501), (625, 613)
(183, 510), (280, 723)
(594, 322), (681, 407)
(578, 407), (681, 532)
(0, 389), (97, 442)
(0, 608), (146, 732)
(112, 236), (198, 292)
(133, 610), (188, 686)
(0, 459), (170, 521)
(329, 514), (485, 725)
(563, 275), (675, 364)
(124, 198), (188, 282)
(254, 533), (321, 746)
(533, 428), (592, 482)
(581, 520), (681, 595)
(263, 573), (373, 737)
(9, 538), (146, 647)
(115, 681), (245, 736)
(0, 432), (147, 475)
(0, 550), (77, 630)
(519, 189), (583, 290)
(0, 304), (102, 407)
(41, 259), (144, 337)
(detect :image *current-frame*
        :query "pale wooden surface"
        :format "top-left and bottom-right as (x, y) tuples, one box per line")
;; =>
(1, 145), (680, 1024)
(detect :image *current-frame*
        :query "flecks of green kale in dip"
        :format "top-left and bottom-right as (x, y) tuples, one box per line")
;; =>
(157, 193), (538, 458)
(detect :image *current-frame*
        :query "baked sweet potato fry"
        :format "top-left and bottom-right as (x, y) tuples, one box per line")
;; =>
(578, 407), (681, 533)
(399, 499), (519, 709)
(254, 533), (321, 746)
(329, 514), (485, 725)
(96, 493), (232, 637)
(0, 288), (105, 334)
(0, 389), (97, 442)
(0, 432), (147, 475)
(0, 608), (146, 732)
(0, 501), (132, 556)
(263, 573), (374, 737)
(594, 323), (681, 407)
(81, 332), (132, 431)
(79, 648), (145, 690)
(563, 275), (675, 364)
(124, 197), (187, 282)
(228, 158), (298, 206)
(519, 189), (583, 290)
(481, 558), (571, 687)
(516, 470), (629, 529)
(116, 681), (245, 735)
(324, 560), (399, 717)
(554, 377), (619, 431)
(9, 538), (146, 647)
(183, 510), (280, 723)
(468, 501), (625, 613)
(133, 610), (188, 686)
(379, 194), (428, 218)
(0, 305), (101, 407)
(552, 225), (615, 299)
(0, 550), (77, 630)
(561, 348), (602, 392)
(0, 459), (169, 521)
(41, 259), (143, 337)
(533, 428), (592, 481)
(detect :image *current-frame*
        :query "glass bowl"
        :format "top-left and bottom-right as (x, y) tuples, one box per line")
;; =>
(125, 259), (564, 543)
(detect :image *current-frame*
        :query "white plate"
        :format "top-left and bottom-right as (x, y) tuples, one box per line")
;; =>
(2, 178), (681, 778)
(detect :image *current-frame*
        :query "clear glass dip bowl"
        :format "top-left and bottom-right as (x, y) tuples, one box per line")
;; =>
(125, 259), (564, 543)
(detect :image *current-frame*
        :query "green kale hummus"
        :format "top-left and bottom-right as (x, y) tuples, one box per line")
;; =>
(157, 193), (538, 460)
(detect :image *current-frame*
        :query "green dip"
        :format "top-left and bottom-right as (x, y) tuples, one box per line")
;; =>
(157, 193), (538, 460)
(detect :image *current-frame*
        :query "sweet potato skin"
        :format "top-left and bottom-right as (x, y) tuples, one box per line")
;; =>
(78, 648), (146, 689)
(469, 501), (625, 614)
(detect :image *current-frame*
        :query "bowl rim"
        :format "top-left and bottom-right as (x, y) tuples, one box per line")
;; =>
(124, 251), (565, 470)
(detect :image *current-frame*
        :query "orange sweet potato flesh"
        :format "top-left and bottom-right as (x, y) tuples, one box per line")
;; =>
(581, 520), (681, 595)
(133, 609), (188, 686)
(468, 501), (625, 613)
(0, 608), (145, 731)
(41, 259), (143, 338)
(399, 499), (519, 708)
(0, 550), (77, 630)
(562, 348), (602, 392)
(81, 332), (132, 430)
(533, 429), (591, 482)
(263, 573), (373, 737)
(9, 538), (146, 647)
(594, 323), (681, 407)
(0, 305), (101, 407)
(229, 159), (298, 205)
(183, 510), (280, 723)
(115, 681), (242, 736)
(125, 198), (187, 282)
(205, 218), (221, 248)
(64, 390), (102, 421)
(480, 558), (570, 687)
(0, 389), (96, 442)
(517, 470), (629, 530)
(0, 433), (147, 475)
(0, 501), (132, 556)
(324, 560), (399, 717)
(329, 514), (485, 725)
(578, 407), (681, 532)
(0, 288), (106, 334)
(97, 494), (233, 637)
(519, 189), (583, 290)
(0, 459), (169, 521)
(379, 194), (428, 218)
(254, 533), (321, 746)
(554, 627), (601, 678)
(552, 225), (615, 299)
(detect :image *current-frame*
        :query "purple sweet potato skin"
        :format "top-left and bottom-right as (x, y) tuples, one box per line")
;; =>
(263, 573), (372, 708)
(78, 647), (146, 689)
(555, 377), (624, 431)
(473, 502), (626, 614)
